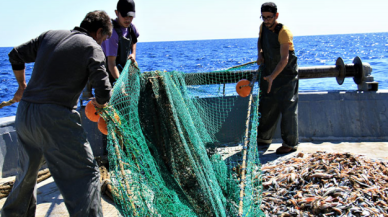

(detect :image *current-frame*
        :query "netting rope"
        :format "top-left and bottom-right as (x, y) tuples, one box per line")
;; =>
(99, 60), (264, 216)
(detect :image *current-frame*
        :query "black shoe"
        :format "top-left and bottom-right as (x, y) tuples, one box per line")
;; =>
(276, 146), (297, 154)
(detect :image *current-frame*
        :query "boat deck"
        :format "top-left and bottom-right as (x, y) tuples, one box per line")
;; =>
(0, 177), (118, 217)
(1, 141), (387, 216)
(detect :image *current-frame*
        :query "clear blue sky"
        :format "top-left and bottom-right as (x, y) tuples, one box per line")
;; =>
(0, 0), (387, 47)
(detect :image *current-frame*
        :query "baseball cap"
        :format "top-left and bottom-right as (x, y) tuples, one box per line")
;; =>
(261, 2), (277, 14)
(117, 0), (136, 17)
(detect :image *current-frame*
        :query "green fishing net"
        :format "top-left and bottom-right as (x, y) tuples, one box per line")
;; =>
(99, 60), (264, 216)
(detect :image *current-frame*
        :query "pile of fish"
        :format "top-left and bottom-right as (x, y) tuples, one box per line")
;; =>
(260, 151), (388, 216)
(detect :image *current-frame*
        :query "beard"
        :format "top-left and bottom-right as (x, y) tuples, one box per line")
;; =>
(264, 21), (275, 29)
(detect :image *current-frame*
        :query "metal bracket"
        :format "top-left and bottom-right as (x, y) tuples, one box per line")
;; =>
(336, 57), (346, 85)
(352, 56), (377, 91)
(353, 56), (365, 85)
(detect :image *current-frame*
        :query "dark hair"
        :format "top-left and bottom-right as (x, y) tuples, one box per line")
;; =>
(80, 10), (112, 37)
(261, 2), (277, 14)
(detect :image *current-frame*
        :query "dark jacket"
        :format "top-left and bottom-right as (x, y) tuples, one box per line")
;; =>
(8, 27), (112, 108)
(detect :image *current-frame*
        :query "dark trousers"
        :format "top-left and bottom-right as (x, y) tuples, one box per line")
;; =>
(257, 75), (299, 148)
(1, 101), (102, 217)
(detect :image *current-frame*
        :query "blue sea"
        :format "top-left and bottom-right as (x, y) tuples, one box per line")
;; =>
(1, 32), (387, 118)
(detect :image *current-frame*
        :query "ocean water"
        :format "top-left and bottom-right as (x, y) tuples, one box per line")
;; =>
(1, 32), (387, 118)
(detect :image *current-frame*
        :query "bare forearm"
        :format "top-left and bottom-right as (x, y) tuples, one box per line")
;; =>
(270, 57), (288, 79)
(257, 38), (262, 56)
(14, 69), (27, 88)
(12, 69), (27, 102)
(108, 64), (120, 80)
(262, 43), (290, 93)
(131, 43), (137, 60)
(107, 56), (120, 80)
(270, 44), (290, 79)
(257, 38), (264, 65)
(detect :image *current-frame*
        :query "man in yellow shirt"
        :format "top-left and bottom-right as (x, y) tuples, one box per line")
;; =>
(256, 2), (299, 154)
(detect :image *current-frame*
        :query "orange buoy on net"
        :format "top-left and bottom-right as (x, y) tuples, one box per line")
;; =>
(85, 101), (100, 122)
(98, 117), (108, 135)
(98, 112), (121, 135)
(236, 79), (252, 97)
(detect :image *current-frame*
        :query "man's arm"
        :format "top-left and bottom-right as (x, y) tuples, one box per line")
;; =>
(8, 34), (43, 102)
(88, 48), (112, 105)
(128, 43), (136, 62)
(263, 43), (290, 93)
(107, 56), (120, 80)
(257, 24), (264, 65)
(102, 30), (121, 80)
(12, 69), (27, 102)
(129, 24), (139, 62)
(257, 37), (264, 65)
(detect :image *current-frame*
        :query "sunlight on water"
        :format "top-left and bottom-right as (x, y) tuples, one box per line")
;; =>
(0, 32), (387, 117)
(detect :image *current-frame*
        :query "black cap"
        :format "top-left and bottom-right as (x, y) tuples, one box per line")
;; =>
(117, 0), (136, 17)
(261, 2), (277, 14)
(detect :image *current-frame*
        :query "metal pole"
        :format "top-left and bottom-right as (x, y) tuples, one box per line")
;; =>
(184, 56), (377, 91)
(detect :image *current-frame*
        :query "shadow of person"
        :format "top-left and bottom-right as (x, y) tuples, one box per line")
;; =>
(222, 143), (296, 165)
(36, 179), (66, 216)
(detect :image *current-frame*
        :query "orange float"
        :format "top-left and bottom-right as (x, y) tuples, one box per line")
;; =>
(236, 79), (252, 97)
(98, 117), (108, 135)
(85, 101), (100, 122)
(98, 112), (121, 135)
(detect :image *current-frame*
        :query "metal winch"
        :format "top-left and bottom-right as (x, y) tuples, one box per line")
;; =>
(298, 56), (378, 91)
(184, 56), (378, 91)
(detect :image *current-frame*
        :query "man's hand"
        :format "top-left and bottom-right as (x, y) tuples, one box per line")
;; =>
(12, 84), (27, 102)
(128, 54), (136, 62)
(263, 75), (275, 93)
(91, 98), (107, 109)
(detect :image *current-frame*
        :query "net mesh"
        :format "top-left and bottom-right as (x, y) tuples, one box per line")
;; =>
(98, 60), (264, 216)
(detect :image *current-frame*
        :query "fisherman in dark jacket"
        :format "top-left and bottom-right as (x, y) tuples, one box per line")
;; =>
(1, 10), (113, 217)
(256, 2), (299, 154)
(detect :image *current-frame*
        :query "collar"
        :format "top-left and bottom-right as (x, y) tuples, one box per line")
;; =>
(72, 27), (90, 36)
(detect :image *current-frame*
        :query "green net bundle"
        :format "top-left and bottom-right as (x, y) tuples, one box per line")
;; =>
(99, 61), (264, 216)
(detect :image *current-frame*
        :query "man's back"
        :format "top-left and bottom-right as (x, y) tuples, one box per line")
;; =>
(9, 28), (110, 109)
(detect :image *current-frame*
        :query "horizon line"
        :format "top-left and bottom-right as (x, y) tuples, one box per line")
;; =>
(1, 31), (387, 47)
